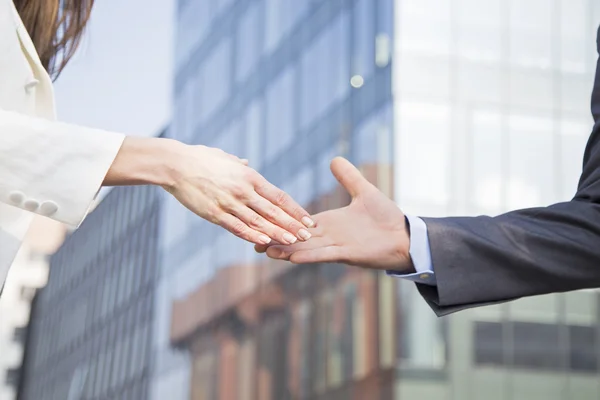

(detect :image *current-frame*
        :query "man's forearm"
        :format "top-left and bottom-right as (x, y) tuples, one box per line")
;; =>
(418, 200), (600, 316)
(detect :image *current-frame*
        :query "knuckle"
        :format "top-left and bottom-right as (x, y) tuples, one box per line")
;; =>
(205, 206), (221, 223)
(265, 206), (279, 221)
(229, 183), (246, 198)
(217, 196), (237, 211)
(287, 220), (300, 232)
(255, 182), (269, 194)
(274, 191), (289, 206)
(249, 213), (263, 228)
(243, 168), (258, 182)
(230, 222), (247, 236)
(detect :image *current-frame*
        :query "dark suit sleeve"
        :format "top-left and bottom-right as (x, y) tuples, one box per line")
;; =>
(418, 28), (600, 317)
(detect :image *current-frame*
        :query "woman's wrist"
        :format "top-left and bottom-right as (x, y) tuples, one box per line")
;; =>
(103, 136), (183, 188)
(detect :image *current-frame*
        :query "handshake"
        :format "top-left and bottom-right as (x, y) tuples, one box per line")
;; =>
(156, 139), (414, 274)
(253, 157), (414, 273)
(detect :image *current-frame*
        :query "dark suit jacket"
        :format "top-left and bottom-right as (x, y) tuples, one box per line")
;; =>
(418, 26), (600, 317)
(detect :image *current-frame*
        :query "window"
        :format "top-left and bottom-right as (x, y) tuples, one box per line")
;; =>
(193, 351), (217, 400)
(200, 38), (232, 122)
(351, 0), (375, 79)
(173, 82), (195, 143)
(264, 0), (284, 53)
(470, 109), (503, 214)
(242, 99), (264, 171)
(297, 301), (311, 399)
(508, 113), (556, 208)
(236, 2), (261, 82)
(456, 0), (503, 63)
(13, 326), (27, 343)
(265, 67), (296, 162)
(377, 0), (394, 50)
(313, 291), (331, 393)
(176, 0), (211, 67)
(569, 324), (598, 372)
(316, 147), (339, 200)
(397, 282), (447, 369)
(111, 338), (124, 390)
(238, 338), (256, 400)
(5, 368), (19, 387)
(341, 284), (357, 382)
(300, 14), (349, 131)
(264, 0), (308, 54)
(398, 0), (451, 55)
(560, 119), (589, 200)
(214, 0), (234, 16)
(474, 321), (504, 366)
(280, 166), (315, 209)
(509, 0), (552, 68)
(354, 105), (393, 166)
(397, 102), (451, 206)
(330, 12), (351, 106)
(474, 321), (598, 373)
(95, 351), (106, 396)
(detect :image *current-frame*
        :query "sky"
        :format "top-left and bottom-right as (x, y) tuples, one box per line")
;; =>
(53, 0), (175, 138)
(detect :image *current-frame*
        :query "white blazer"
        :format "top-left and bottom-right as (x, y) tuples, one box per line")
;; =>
(0, 0), (125, 292)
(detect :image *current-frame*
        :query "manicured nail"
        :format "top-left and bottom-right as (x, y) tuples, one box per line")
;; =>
(301, 217), (315, 228)
(283, 233), (297, 244)
(259, 235), (271, 245)
(298, 229), (311, 241)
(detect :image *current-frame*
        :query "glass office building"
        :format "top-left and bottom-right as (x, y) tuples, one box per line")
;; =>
(156, 0), (600, 399)
(18, 183), (162, 400)
(155, 0), (394, 399)
(393, 1), (600, 399)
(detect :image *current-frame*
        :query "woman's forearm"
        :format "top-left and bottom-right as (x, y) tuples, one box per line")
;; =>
(103, 136), (181, 188)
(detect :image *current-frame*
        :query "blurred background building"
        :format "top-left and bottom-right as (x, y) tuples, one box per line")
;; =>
(11, 0), (600, 399)
(16, 179), (162, 400)
(0, 218), (65, 400)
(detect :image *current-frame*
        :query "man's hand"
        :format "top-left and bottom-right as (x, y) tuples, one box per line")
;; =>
(255, 157), (414, 272)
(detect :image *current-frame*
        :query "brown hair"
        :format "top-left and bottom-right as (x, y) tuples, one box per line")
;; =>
(13, 0), (94, 79)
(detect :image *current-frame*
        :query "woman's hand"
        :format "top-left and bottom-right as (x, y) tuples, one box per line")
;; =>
(164, 143), (314, 245)
(104, 137), (314, 244)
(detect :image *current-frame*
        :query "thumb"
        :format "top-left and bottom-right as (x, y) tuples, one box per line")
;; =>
(330, 157), (373, 198)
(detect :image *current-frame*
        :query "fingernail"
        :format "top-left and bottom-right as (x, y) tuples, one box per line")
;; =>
(298, 229), (311, 241)
(283, 233), (297, 244)
(259, 235), (271, 245)
(301, 217), (315, 228)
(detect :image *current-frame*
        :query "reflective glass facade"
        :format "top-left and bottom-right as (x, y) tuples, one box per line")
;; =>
(160, 0), (600, 400)
(157, 0), (394, 399)
(18, 184), (161, 400)
(393, 1), (600, 399)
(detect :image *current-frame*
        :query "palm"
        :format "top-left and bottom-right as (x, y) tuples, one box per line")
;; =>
(259, 158), (412, 272)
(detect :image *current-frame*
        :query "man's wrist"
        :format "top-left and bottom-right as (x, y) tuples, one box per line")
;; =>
(389, 214), (415, 273)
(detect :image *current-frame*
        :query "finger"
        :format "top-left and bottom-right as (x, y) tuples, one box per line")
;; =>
(289, 246), (344, 264)
(255, 222), (323, 253)
(330, 157), (374, 198)
(230, 204), (300, 245)
(248, 194), (312, 241)
(265, 245), (292, 261)
(215, 213), (272, 245)
(254, 241), (281, 253)
(253, 178), (315, 228)
(264, 238), (326, 260)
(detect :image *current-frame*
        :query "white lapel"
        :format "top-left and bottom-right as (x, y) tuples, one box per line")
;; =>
(10, 2), (46, 74)
(9, 0), (56, 119)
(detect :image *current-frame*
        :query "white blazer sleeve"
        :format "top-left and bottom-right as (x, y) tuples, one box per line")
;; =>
(0, 108), (125, 227)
